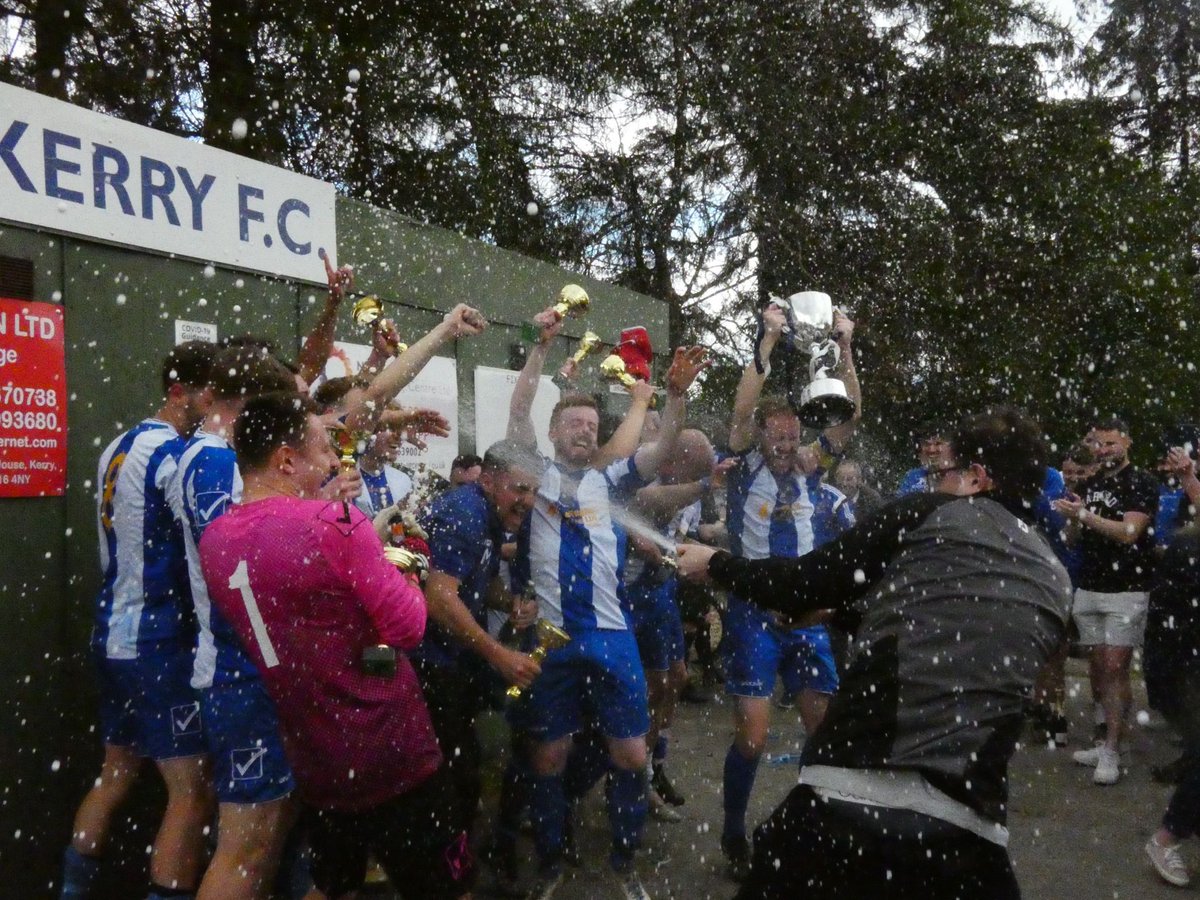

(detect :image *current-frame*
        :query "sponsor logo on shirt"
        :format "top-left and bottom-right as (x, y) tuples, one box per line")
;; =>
(170, 701), (201, 736)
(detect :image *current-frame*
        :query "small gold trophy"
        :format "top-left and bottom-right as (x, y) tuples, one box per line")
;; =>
(384, 545), (424, 572)
(558, 331), (603, 382)
(552, 284), (590, 320)
(524, 284), (590, 342)
(330, 425), (370, 518)
(600, 354), (657, 408)
(352, 296), (407, 355)
(506, 618), (571, 699)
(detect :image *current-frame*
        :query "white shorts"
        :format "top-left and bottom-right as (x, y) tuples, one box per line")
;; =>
(1072, 589), (1149, 648)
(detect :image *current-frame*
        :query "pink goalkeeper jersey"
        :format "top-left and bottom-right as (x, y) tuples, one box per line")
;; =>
(199, 495), (441, 811)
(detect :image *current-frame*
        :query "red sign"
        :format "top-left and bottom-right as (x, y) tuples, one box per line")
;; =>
(0, 298), (67, 497)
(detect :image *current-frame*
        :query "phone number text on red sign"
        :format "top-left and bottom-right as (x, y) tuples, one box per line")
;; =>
(0, 299), (67, 497)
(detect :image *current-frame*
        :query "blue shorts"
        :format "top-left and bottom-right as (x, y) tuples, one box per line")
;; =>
(519, 628), (650, 743)
(629, 579), (686, 672)
(95, 646), (206, 761)
(723, 598), (839, 699)
(202, 679), (295, 804)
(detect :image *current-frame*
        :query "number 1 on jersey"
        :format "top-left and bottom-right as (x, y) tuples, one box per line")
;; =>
(229, 560), (280, 669)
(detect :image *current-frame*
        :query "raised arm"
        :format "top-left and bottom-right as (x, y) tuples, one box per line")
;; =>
(822, 310), (860, 453)
(297, 256), (352, 385)
(506, 310), (563, 448)
(592, 380), (655, 468)
(729, 303), (786, 453)
(344, 303), (485, 432)
(634, 346), (709, 480)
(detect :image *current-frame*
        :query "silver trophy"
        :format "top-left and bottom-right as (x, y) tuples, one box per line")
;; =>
(774, 290), (855, 428)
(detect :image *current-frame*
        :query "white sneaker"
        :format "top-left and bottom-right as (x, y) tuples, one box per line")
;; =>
(1093, 746), (1121, 785)
(1146, 836), (1191, 886)
(1072, 744), (1102, 766)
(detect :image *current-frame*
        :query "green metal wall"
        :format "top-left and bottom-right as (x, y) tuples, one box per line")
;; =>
(0, 197), (668, 897)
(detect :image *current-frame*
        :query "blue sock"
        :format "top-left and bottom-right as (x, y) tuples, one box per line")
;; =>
(722, 744), (760, 842)
(529, 773), (567, 871)
(60, 846), (101, 900)
(564, 731), (610, 804)
(606, 767), (647, 872)
(653, 734), (669, 764)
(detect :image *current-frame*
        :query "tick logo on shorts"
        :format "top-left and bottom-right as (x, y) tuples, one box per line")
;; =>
(170, 701), (201, 737)
(231, 746), (268, 781)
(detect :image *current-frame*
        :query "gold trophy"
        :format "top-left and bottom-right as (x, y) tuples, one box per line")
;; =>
(525, 284), (590, 342)
(506, 618), (572, 699)
(600, 354), (657, 408)
(352, 296), (408, 355)
(384, 545), (425, 573)
(558, 331), (602, 382)
(552, 284), (590, 320)
(330, 425), (370, 518)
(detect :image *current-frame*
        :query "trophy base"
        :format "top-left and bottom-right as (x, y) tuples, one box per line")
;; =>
(798, 379), (856, 429)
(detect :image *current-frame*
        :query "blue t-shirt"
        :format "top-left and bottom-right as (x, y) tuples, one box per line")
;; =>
(896, 466), (928, 497)
(417, 482), (504, 667)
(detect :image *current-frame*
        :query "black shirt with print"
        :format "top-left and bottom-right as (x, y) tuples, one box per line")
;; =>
(1076, 464), (1160, 592)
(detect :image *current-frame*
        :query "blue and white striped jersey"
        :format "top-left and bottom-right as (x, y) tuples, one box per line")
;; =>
(806, 473), (855, 549)
(94, 419), (192, 660)
(167, 430), (255, 689)
(726, 448), (815, 561)
(515, 454), (648, 632)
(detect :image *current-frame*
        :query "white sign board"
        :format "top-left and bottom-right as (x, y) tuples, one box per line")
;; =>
(174, 319), (217, 345)
(0, 82), (336, 284)
(474, 365), (561, 459)
(319, 342), (459, 478)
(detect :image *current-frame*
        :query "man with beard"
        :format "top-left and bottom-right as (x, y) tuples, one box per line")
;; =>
(506, 306), (707, 900)
(716, 301), (858, 880)
(413, 439), (544, 835)
(1053, 418), (1159, 785)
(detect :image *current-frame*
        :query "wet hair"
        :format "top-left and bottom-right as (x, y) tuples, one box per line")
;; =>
(234, 391), (319, 472)
(951, 407), (1047, 507)
(312, 376), (368, 410)
(1088, 416), (1130, 436)
(161, 341), (216, 394)
(1064, 442), (1097, 466)
(452, 453), (483, 472)
(210, 346), (296, 401)
(482, 440), (542, 477)
(220, 334), (280, 357)
(753, 395), (797, 429)
(549, 393), (598, 427)
(915, 419), (950, 443)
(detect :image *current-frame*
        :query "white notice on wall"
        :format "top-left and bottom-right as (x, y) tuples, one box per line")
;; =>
(473, 365), (561, 459)
(174, 319), (217, 345)
(318, 341), (459, 478)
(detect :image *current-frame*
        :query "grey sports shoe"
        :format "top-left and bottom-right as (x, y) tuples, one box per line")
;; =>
(1146, 836), (1191, 887)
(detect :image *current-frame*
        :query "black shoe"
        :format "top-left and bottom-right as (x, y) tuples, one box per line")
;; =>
(721, 834), (751, 882)
(1153, 755), (1189, 785)
(680, 681), (713, 704)
(1050, 714), (1068, 748)
(652, 764), (686, 806)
